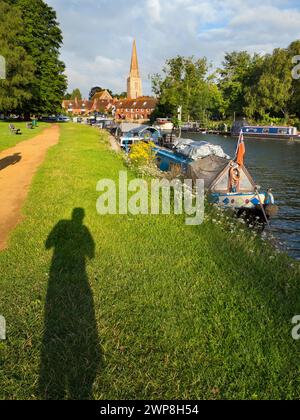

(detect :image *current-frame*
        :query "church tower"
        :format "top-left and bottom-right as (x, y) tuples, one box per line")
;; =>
(127, 40), (143, 99)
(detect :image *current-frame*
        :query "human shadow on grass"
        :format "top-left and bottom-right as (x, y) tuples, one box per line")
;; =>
(0, 153), (21, 171)
(39, 208), (101, 400)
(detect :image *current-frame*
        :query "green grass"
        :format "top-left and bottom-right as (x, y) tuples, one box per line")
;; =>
(0, 121), (51, 152)
(0, 123), (300, 400)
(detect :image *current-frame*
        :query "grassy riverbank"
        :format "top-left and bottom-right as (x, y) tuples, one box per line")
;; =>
(0, 123), (299, 400)
(0, 122), (50, 152)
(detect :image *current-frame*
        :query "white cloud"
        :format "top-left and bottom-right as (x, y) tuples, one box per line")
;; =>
(46, 0), (300, 96)
(147, 0), (162, 23)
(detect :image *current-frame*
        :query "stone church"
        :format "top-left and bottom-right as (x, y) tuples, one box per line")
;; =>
(127, 40), (143, 99)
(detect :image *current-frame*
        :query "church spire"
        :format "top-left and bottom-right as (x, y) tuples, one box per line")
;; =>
(127, 39), (143, 99)
(130, 39), (140, 78)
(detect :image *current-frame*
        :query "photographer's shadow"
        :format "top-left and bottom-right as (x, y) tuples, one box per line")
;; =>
(39, 208), (101, 400)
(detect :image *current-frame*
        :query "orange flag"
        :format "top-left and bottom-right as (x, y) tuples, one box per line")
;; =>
(235, 131), (246, 166)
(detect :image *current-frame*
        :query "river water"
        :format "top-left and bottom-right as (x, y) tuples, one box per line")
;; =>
(183, 133), (300, 260)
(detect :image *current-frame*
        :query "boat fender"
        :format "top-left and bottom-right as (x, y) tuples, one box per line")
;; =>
(265, 204), (279, 218)
(264, 189), (275, 205)
(229, 163), (241, 193)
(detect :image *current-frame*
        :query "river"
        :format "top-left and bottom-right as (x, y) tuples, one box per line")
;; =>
(182, 133), (300, 261)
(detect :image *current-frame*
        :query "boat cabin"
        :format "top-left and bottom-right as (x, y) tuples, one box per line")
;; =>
(119, 126), (161, 149)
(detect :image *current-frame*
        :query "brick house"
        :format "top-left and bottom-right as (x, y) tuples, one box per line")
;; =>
(62, 90), (114, 116)
(114, 96), (157, 122)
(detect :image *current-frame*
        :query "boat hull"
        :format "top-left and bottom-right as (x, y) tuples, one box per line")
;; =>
(209, 192), (266, 210)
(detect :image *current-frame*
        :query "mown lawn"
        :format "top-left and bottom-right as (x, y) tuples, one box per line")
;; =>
(0, 123), (300, 400)
(0, 121), (50, 152)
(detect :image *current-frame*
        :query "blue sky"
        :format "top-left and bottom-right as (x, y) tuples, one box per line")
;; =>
(46, 0), (300, 98)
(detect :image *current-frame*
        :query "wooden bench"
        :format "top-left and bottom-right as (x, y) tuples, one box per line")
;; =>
(9, 124), (21, 135)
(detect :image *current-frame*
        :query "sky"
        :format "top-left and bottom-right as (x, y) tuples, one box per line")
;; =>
(46, 0), (300, 98)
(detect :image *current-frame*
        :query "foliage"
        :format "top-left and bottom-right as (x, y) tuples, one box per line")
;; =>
(89, 86), (104, 100)
(69, 88), (82, 100)
(154, 40), (300, 125)
(128, 141), (157, 167)
(152, 56), (223, 124)
(219, 51), (264, 118)
(0, 0), (35, 114)
(220, 41), (300, 121)
(2, 0), (67, 115)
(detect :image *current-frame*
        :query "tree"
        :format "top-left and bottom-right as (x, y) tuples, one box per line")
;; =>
(70, 88), (82, 100)
(89, 86), (126, 100)
(89, 86), (103, 100)
(152, 56), (222, 124)
(243, 48), (295, 121)
(113, 92), (127, 99)
(287, 40), (300, 120)
(0, 0), (35, 114)
(5, 0), (67, 115)
(218, 51), (263, 118)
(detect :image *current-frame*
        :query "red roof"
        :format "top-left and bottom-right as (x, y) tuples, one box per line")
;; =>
(115, 97), (157, 110)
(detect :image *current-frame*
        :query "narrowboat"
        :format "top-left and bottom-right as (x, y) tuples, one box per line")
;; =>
(153, 118), (174, 133)
(232, 120), (298, 140)
(118, 125), (161, 150)
(155, 136), (278, 223)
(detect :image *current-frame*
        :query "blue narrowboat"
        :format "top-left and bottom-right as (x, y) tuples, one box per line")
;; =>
(232, 120), (298, 139)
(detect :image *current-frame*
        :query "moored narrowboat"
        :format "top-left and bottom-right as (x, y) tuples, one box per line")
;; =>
(232, 120), (298, 140)
(155, 133), (278, 224)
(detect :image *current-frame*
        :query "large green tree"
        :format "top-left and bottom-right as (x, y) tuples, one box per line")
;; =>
(218, 51), (264, 118)
(0, 0), (35, 114)
(243, 43), (300, 121)
(245, 49), (292, 120)
(152, 56), (222, 123)
(287, 40), (300, 119)
(5, 0), (67, 115)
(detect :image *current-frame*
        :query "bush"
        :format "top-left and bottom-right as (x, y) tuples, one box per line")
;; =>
(129, 141), (157, 166)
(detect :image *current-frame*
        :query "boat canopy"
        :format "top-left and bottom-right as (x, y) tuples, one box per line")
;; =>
(186, 156), (229, 189)
(122, 126), (161, 142)
(173, 139), (230, 161)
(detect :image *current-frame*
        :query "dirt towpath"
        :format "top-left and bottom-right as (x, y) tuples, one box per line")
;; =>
(0, 125), (60, 250)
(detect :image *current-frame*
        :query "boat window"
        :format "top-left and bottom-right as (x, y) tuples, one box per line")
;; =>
(278, 128), (288, 134)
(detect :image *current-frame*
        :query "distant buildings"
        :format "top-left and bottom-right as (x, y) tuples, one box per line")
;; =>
(114, 97), (156, 121)
(62, 40), (156, 122)
(62, 90), (113, 116)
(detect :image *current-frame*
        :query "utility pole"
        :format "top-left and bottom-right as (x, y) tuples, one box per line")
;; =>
(178, 105), (182, 138)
